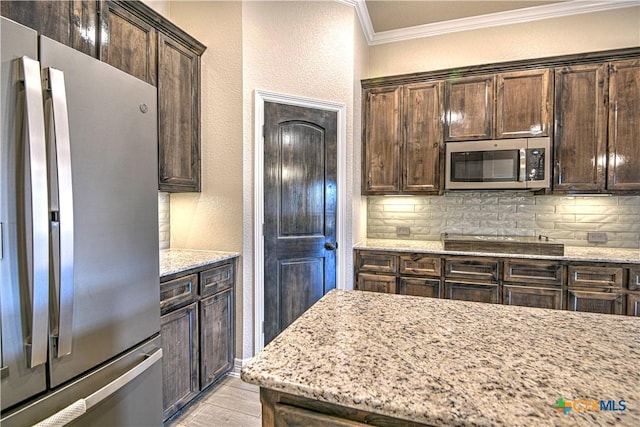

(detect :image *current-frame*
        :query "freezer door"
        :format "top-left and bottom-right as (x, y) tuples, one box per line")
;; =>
(0, 17), (48, 411)
(1, 336), (163, 427)
(38, 35), (161, 388)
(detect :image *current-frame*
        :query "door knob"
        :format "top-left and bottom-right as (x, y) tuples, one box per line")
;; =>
(324, 242), (338, 251)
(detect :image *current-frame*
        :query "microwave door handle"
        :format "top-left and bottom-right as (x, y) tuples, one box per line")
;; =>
(45, 67), (74, 358)
(519, 148), (526, 182)
(19, 56), (50, 368)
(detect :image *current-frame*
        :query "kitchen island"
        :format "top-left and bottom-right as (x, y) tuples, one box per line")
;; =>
(241, 289), (640, 427)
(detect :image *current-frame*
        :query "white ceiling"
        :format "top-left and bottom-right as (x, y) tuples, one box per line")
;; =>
(344, 0), (640, 45)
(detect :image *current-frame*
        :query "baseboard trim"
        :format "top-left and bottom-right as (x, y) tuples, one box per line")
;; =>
(229, 357), (253, 377)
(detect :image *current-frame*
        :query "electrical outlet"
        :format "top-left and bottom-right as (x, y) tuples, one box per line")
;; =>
(588, 232), (608, 243)
(396, 226), (411, 236)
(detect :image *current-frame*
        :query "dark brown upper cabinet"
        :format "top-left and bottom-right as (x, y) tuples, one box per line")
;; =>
(444, 69), (552, 142)
(362, 82), (443, 195)
(362, 86), (402, 194)
(496, 69), (553, 139)
(98, 1), (157, 86)
(554, 63), (608, 193)
(444, 75), (494, 142)
(555, 59), (639, 193)
(158, 33), (203, 192)
(403, 81), (444, 193)
(1, 0), (98, 57)
(608, 59), (640, 192)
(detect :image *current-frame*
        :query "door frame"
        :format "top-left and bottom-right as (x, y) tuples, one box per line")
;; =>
(254, 90), (347, 353)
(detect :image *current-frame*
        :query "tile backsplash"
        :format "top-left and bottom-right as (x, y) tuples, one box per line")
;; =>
(367, 193), (640, 249)
(158, 192), (170, 249)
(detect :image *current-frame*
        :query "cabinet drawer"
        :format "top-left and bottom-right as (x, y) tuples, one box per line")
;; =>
(568, 265), (623, 290)
(399, 255), (441, 277)
(445, 258), (499, 282)
(160, 274), (198, 314)
(356, 273), (396, 294)
(444, 281), (500, 304)
(357, 252), (398, 274)
(399, 277), (441, 298)
(568, 290), (624, 315)
(503, 260), (563, 286)
(503, 285), (563, 310)
(200, 262), (234, 296)
(629, 267), (640, 291)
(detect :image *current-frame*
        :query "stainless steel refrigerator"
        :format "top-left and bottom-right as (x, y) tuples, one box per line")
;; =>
(1, 17), (163, 426)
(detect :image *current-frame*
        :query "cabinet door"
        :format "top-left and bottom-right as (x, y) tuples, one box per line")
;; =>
(444, 75), (494, 141)
(503, 285), (563, 310)
(98, 1), (157, 85)
(403, 82), (443, 193)
(496, 69), (552, 138)
(158, 32), (201, 192)
(1, 0), (97, 56)
(200, 290), (233, 389)
(554, 64), (608, 192)
(362, 86), (402, 194)
(356, 273), (396, 294)
(568, 290), (624, 315)
(161, 302), (199, 421)
(399, 277), (441, 298)
(627, 293), (640, 316)
(607, 59), (640, 191)
(444, 281), (500, 304)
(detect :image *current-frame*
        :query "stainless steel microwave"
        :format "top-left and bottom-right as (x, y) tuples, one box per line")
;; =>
(445, 137), (551, 190)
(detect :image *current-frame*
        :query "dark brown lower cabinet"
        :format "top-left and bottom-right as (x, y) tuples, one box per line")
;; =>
(160, 258), (237, 422)
(399, 277), (441, 298)
(161, 302), (199, 421)
(627, 293), (640, 316)
(503, 285), (563, 310)
(200, 288), (233, 389)
(444, 281), (500, 304)
(567, 290), (624, 315)
(356, 273), (396, 294)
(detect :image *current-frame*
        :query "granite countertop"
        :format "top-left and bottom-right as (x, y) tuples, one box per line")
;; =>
(355, 238), (640, 264)
(241, 290), (640, 426)
(160, 248), (239, 278)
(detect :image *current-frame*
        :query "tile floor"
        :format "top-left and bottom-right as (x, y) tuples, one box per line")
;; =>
(164, 375), (262, 427)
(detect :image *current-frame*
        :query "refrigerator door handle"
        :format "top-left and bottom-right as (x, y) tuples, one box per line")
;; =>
(19, 56), (50, 368)
(44, 67), (75, 358)
(32, 348), (163, 427)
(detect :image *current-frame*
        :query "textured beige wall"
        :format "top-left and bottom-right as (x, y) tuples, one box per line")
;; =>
(168, 1), (243, 255)
(368, 7), (640, 77)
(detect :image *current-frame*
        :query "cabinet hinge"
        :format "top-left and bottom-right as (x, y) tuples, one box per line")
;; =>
(261, 321), (265, 334)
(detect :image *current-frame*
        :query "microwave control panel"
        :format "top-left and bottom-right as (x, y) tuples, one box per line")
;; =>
(526, 148), (546, 181)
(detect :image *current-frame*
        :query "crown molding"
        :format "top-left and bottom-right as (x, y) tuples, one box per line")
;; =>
(342, 0), (640, 46)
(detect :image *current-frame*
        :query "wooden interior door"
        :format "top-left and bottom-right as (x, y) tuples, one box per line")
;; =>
(263, 102), (337, 345)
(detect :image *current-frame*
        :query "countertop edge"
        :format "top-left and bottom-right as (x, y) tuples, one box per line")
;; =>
(160, 249), (240, 279)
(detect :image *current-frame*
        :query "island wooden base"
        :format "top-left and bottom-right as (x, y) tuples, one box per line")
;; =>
(260, 388), (433, 427)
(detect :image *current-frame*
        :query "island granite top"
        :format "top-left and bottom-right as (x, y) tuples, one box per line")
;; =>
(160, 248), (239, 278)
(241, 289), (640, 427)
(355, 238), (640, 264)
